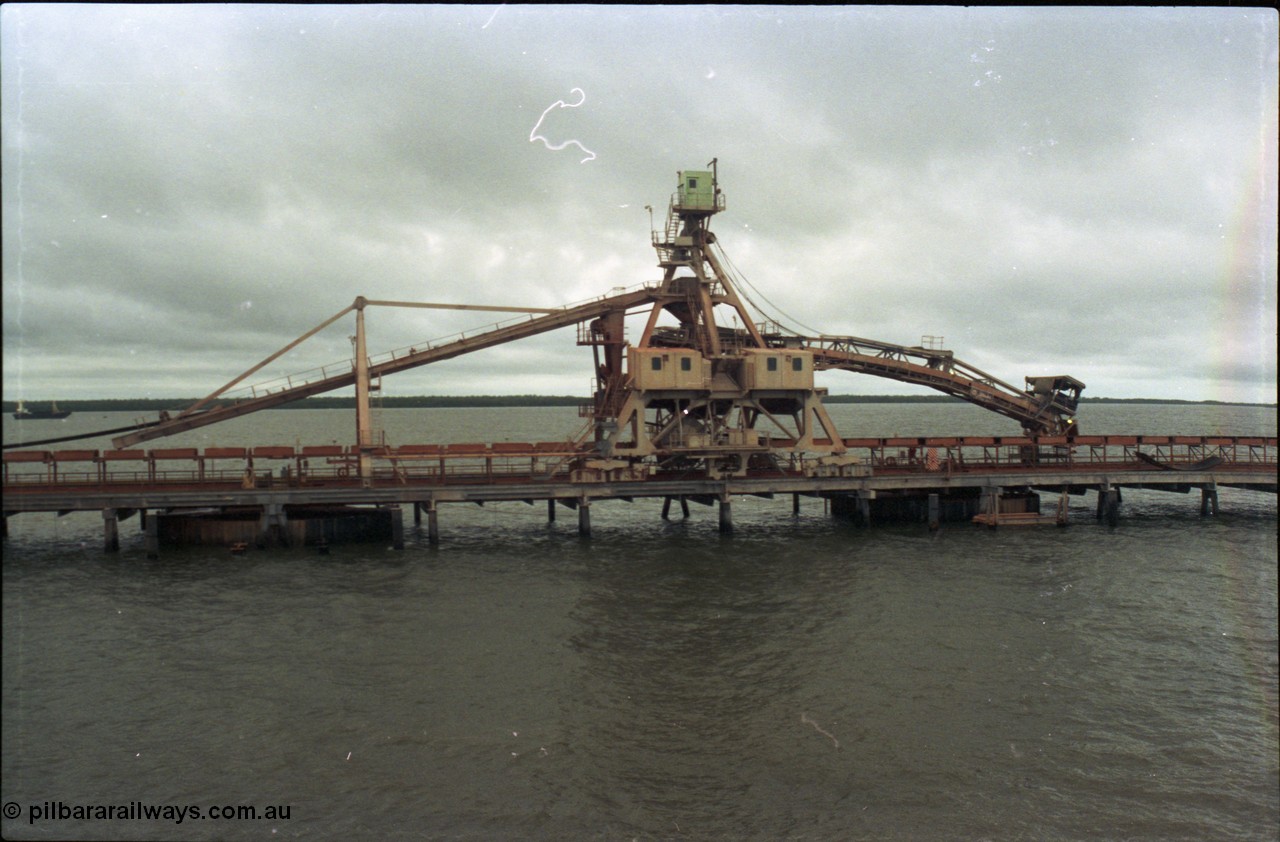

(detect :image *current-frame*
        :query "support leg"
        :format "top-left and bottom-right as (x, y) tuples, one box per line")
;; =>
(661, 496), (672, 520)
(719, 495), (733, 535)
(275, 505), (290, 548)
(389, 505), (404, 550)
(1200, 484), (1219, 516)
(983, 487), (1002, 528)
(792, 493), (801, 516)
(103, 508), (120, 553)
(427, 501), (440, 546)
(258, 504), (290, 548)
(144, 510), (159, 559)
(1103, 488), (1120, 527)
(578, 500), (591, 538)
(257, 507), (271, 548)
(928, 493), (940, 532)
(680, 496), (690, 520)
(548, 498), (556, 523)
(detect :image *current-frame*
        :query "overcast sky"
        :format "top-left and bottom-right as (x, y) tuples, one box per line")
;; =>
(3, 5), (1277, 405)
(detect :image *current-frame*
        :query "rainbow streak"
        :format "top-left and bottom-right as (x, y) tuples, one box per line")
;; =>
(1210, 76), (1277, 743)
(1216, 83), (1278, 406)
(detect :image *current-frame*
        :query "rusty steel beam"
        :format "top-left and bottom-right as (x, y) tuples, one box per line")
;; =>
(809, 345), (1072, 435)
(363, 286), (658, 380)
(111, 375), (361, 447)
(363, 299), (560, 314)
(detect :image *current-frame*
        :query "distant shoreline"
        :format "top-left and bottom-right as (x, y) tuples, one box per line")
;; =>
(4, 395), (1275, 411)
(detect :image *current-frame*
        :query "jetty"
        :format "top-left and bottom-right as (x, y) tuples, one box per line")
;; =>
(4, 164), (1273, 553)
(4, 434), (1274, 554)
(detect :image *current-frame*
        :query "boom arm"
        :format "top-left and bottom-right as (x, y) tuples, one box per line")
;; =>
(112, 287), (659, 448)
(800, 335), (1082, 435)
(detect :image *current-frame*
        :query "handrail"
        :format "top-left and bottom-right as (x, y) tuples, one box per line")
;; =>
(8, 436), (1274, 490)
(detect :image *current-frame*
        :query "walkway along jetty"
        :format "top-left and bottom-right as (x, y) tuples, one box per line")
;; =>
(4, 164), (1275, 553)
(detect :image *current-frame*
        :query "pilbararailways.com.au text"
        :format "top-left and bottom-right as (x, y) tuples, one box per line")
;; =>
(4, 800), (291, 825)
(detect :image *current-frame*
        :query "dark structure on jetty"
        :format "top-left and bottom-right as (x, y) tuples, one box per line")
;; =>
(4, 165), (1275, 553)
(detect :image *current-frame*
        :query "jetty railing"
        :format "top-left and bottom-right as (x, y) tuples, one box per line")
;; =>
(4, 436), (1275, 492)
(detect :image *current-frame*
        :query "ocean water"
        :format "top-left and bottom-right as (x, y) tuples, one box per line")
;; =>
(2, 403), (1277, 840)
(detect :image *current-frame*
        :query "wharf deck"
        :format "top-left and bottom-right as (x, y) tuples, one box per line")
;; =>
(4, 435), (1275, 515)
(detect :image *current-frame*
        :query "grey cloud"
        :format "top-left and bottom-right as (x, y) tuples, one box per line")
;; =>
(3, 5), (1275, 404)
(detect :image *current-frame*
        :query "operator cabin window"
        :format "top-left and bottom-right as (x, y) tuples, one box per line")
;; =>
(767, 357), (778, 372)
(681, 357), (692, 371)
(651, 357), (663, 371)
(792, 357), (804, 372)
(688, 178), (697, 189)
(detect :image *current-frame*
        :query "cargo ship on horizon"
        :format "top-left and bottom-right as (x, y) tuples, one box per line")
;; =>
(12, 400), (72, 420)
